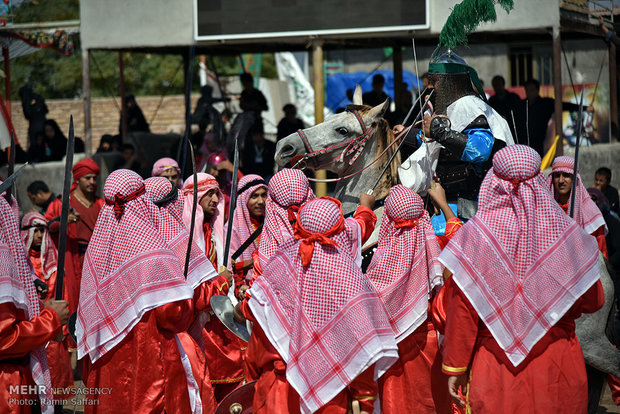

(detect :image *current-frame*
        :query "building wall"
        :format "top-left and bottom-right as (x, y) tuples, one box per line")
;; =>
(430, 0), (560, 34)
(332, 40), (609, 95)
(9, 94), (199, 152)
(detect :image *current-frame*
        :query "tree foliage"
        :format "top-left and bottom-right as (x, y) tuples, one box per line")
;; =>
(9, 0), (278, 101)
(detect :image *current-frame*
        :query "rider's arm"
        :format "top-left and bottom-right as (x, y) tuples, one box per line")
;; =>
(429, 115), (499, 165)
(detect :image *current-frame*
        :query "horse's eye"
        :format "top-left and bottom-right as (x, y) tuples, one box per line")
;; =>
(336, 127), (348, 135)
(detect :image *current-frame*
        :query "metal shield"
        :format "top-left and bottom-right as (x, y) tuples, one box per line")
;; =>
(215, 380), (257, 414)
(210, 295), (251, 343)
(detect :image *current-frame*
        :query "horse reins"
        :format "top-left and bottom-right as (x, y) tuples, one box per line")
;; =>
(294, 123), (412, 184)
(292, 108), (376, 172)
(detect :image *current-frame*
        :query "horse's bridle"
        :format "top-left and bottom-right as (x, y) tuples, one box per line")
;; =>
(293, 107), (376, 171)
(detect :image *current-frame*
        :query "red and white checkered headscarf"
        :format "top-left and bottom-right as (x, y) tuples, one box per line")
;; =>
(366, 185), (443, 343)
(257, 169), (315, 267)
(249, 197), (398, 413)
(439, 145), (600, 367)
(182, 173), (225, 267)
(145, 177), (218, 289)
(0, 188), (54, 413)
(76, 170), (193, 363)
(227, 174), (267, 271)
(549, 155), (607, 235)
(21, 212), (57, 280)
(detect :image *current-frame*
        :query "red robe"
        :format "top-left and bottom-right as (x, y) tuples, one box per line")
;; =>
(45, 194), (104, 314)
(200, 224), (245, 402)
(29, 250), (73, 395)
(558, 203), (608, 259)
(379, 318), (453, 414)
(241, 301), (378, 414)
(380, 217), (462, 414)
(0, 303), (61, 414)
(442, 277), (604, 413)
(82, 299), (195, 413)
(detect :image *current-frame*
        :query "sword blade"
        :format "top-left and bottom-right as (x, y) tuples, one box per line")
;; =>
(55, 115), (76, 301)
(223, 132), (240, 268)
(4, 131), (15, 202)
(0, 163), (28, 196)
(184, 140), (197, 279)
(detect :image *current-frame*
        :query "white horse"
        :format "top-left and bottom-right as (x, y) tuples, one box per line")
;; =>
(275, 86), (400, 215)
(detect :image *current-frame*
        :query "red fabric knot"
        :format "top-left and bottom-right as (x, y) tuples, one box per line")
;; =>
(385, 212), (420, 229)
(293, 211), (344, 267)
(105, 184), (145, 219)
(494, 171), (537, 195)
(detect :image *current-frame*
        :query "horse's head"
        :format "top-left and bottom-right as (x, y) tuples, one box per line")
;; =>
(275, 85), (391, 175)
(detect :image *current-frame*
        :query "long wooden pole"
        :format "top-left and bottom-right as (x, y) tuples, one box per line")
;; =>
(393, 46), (403, 112)
(312, 39), (327, 196)
(552, 26), (563, 156)
(3, 47), (10, 116)
(609, 42), (617, 139)
(119, 51), (127, 139)
(82, 49), (92, 156)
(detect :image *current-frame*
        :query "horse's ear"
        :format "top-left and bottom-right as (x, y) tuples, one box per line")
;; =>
(352, 85), (363, 105)
(366, 98), (390, 122)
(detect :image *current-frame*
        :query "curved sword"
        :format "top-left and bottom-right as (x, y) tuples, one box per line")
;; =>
(55, 115), (76, 301)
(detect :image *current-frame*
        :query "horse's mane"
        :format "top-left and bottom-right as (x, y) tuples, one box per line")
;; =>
(372, 117), (401, 200)
(344, 104), (401, 200)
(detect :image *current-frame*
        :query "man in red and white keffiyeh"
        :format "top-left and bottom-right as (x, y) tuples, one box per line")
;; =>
(76, 169), (197, 413)
(549, 155), (608, 257)
(145, 177), (218, 289)
(152, 157), (183, 188)
(145, 176), (220, 414)
(255, 169), (315, 273)
(438, 145), (603, 412)
(181, 173), (245, 402)
(0, 184), (69, 414)
(21, 212), (58, 291)
(365, 185), (452, 414)
(244, 197), (398, 414)
(227, 174), (267, 291)
(182, 173), (226, 270)
(20, 212), (73, 406)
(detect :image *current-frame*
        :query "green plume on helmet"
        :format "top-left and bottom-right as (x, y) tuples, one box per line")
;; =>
(439, 0), (514, 49)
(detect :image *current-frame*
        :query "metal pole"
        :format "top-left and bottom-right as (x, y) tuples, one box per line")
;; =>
(119, 51), (127, 140)
(3, 47), (10, 116)
(609, 42), (617, 138)
(312, 39), (327, 196)
(82, 49), (92, 156)
(393, 46), (403, 113)
(552, 26), (563, 156)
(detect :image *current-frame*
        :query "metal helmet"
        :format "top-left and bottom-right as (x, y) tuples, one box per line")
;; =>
(427, 49), (485, 115)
